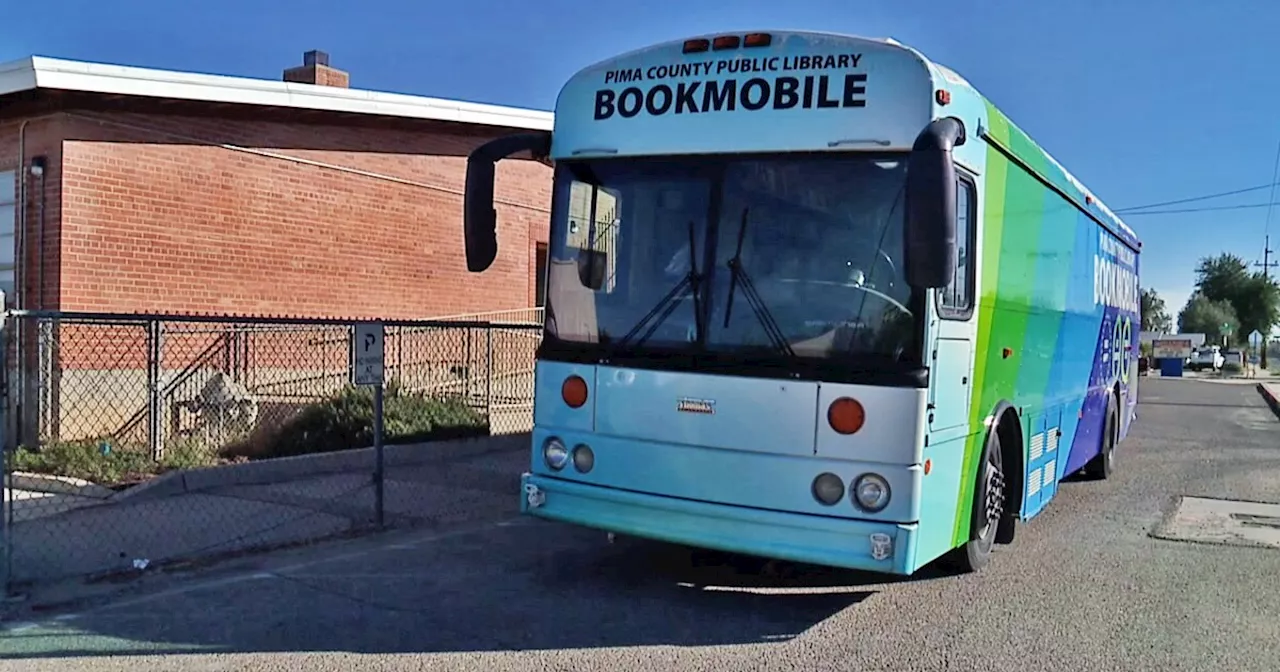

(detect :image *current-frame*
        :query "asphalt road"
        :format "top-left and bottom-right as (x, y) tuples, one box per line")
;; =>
(2, 377), (1278, 671)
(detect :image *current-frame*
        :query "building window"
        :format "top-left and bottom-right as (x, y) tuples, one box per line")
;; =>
(566, 180), (620, 292)
(0, 170), (15, 305)
(938, 176), (976, 319)
(535, 242), (548, 307)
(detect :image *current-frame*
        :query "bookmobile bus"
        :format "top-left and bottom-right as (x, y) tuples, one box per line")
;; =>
(461, 30), (1141, 574)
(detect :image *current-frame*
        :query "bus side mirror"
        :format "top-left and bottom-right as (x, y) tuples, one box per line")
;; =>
(464, 132), (552, 272)
(904, 117), (965, 289)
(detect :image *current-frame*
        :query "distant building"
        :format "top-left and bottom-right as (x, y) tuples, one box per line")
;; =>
(0, 50), (554, 319)
(1140, 331), (1205, 348)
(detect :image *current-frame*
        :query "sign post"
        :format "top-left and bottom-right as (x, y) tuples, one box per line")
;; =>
(1249, 330), (1264, 377)
(1249, 329), (1263, 350)
(354, 322), (385, 527)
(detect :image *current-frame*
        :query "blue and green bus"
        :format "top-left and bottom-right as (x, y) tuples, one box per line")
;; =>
(462, 30), (1141, 574)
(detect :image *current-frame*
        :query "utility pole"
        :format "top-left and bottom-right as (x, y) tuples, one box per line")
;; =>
(1256, 234), (1278, 369)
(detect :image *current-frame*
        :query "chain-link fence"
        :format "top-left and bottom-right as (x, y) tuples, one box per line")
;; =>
(0, 309), (542, 593)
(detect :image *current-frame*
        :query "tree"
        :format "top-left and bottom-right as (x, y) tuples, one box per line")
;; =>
(1193, 253), (1280, 344)
(1140, 287), (1172, 333)
(1194, 254), (1251, 304)
(1177, 292), (1238, 344)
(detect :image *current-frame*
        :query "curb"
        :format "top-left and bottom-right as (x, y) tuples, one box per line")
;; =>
(1256, 383), (1280, 421)
(3, 472), (114, 500)
(111, 432), (531, 503)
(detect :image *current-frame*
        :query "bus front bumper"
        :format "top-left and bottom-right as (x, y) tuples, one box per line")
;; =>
(520, 472), (919, 575)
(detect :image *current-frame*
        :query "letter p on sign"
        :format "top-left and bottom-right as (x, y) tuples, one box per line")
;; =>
(354, 322), (385, 386)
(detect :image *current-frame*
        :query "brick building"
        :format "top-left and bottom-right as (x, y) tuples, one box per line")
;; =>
(0, 50), (555, 319)
(0, 51), (556, 449)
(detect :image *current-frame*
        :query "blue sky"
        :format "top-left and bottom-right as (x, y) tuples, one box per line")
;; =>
(6, 0), (1280, 323)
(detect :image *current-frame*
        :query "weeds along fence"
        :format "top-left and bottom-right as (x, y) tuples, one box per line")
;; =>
(2, 309), (544, 465)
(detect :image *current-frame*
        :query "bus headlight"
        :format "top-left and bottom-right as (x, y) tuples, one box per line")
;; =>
(811, 472), (845, 506)
(543, 437), (569, 471)
(572, 444), (595, 473)
(851, 473), (891, 513)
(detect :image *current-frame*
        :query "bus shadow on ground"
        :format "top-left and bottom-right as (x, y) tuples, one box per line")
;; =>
(1138, 400), (1258, 409)
(607, 535), (957, 592)
(1, 521), (959, 657)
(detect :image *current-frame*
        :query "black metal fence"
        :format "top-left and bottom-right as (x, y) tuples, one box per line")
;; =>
(0, 309), (542, 594)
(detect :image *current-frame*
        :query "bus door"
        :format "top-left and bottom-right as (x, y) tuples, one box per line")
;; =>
(927, 175), (979, 437)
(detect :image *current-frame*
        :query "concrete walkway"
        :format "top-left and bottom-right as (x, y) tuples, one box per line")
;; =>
(3, 435), (530, 600)
(4, 473), (117, 525)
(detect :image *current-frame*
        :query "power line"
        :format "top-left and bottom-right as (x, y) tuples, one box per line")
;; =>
(1121, 201), (1280, 216)
(1114, 180), (1280, 213)
(1265, 140), (1280, 241)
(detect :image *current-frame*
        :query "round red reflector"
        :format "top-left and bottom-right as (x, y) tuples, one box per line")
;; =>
(562, 375), (588, 408)
(828, 397), (866, 435)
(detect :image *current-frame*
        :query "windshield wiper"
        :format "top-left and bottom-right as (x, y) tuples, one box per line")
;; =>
(722, 208), (796, 357)
(613, 220), (704, 350)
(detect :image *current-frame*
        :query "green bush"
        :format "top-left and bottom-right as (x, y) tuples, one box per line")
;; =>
(9, 438), (219, 486)
(256, 382), (489, 460)
(1222, 361), (1243, 374)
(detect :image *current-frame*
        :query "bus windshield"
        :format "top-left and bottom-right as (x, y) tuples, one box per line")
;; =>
(543, 153), (920, 365)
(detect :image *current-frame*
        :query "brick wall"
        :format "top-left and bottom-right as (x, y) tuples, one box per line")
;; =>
(50, 110), (552, 318)
(5, 110), (556, 319)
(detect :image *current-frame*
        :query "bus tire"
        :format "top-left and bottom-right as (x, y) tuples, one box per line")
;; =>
(946, 426), (1006, 573)
(993, 411), (1021, 546)
(1083, 393), (1117, 480)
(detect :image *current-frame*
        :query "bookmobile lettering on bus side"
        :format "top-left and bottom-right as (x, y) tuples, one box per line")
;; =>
(594, 53), (868, 120)
(1095, 229), (1138, 383)
(1095, 231), (1137, 313)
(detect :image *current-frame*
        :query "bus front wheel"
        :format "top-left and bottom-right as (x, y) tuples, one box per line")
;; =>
(946, 429), (1006, 573)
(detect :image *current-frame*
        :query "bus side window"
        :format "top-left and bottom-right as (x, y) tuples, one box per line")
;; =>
(938, 177), (976, 319)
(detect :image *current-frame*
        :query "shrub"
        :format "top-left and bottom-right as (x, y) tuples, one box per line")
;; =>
(255, 382), (489, 460)
(9, 438), (220, 486)
(1222, 361), (1243, 374)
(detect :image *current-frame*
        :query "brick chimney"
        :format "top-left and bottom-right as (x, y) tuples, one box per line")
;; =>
(283, 50), (349, 88)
